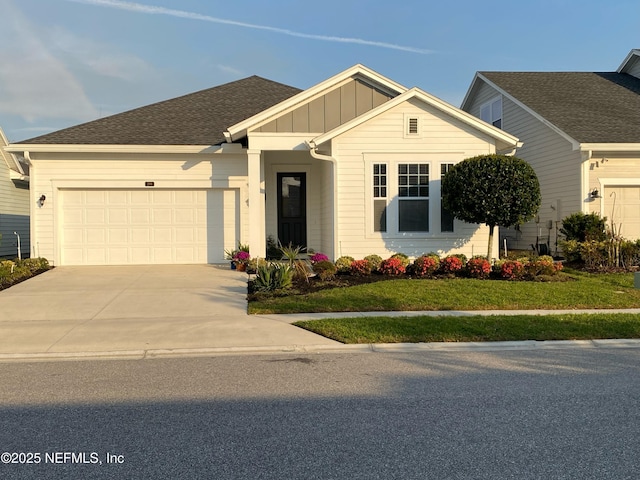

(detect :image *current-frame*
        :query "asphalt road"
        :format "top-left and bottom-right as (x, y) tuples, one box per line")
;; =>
(1, 348), (639, 479)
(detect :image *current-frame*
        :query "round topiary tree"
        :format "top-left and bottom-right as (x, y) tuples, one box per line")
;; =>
(442, 154), (541, 260)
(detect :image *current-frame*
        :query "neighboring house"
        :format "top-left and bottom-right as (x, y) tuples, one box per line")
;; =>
(7, 65), (518, 266)
(462, 49), (640, 255)
(0, 128), (30, 259)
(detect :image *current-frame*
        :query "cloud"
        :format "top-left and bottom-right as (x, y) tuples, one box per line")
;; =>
(66, 0), (434, 55)
(47, 25), (155, 82)
(216, 65), (244, 76)
(0, 0), (99, 123)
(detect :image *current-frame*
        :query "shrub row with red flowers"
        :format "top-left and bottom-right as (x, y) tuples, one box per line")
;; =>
(310, 252), (562, 281)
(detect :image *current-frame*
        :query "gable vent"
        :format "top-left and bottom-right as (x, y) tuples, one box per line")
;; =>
(408, 117), (419, 135)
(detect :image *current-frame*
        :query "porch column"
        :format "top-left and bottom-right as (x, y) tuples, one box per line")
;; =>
(247, 149), (266, 258)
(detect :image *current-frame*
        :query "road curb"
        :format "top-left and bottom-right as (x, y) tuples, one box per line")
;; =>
(2, 338), (640, 362)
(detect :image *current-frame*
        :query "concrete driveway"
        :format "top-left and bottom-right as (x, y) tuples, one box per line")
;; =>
(0, 265), (339, 359)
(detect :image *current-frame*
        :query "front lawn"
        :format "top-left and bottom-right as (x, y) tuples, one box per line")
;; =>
(248, 270), (640, 314)
(293, 313), (640, 343)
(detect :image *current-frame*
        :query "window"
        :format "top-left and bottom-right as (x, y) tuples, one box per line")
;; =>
(373, 164), (387, 232)
(480, 97), (502, 129)
(440, 163), (454, 232)
(398, 163), (429, 232)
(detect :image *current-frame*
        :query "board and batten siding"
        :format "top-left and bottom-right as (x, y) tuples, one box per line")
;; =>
(0, 151), (30, 258)
(332, 98), (498, 260)
(256, 79), (394, 135)
(464, 80), (583, 255)
(29, 152), (248, 265)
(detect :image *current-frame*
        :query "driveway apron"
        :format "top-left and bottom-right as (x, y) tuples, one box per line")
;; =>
(0, 265), (339, 356)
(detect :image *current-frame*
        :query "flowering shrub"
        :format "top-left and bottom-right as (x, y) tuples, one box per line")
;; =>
(313, 260), (337, 281)
(350, 259), (372, 276)
(499, 260), (525, 280)
(379, 257), (406, 276)
(233, 251), (250, 264)
(466, 257), (491, 279)
(335, 256), (355, 274)
(310, 252), (329, 264)
(440, 255), (463, 274)
(364, 254), (383, 273)
(390, 253), (410, 267)
(413, 255), (439, 277)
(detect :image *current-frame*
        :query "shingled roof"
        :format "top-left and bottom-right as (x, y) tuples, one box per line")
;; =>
(20, 76), (302, 145)
(479, 71), (640, 144)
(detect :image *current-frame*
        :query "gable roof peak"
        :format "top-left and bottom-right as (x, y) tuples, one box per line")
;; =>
(225, 64), (408, 142)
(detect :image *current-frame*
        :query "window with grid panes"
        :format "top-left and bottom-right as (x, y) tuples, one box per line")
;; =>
(398, 163), (429, 232)
(373, 164), (387, 232)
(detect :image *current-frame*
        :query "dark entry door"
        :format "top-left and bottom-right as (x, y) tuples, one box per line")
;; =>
(277, 173), (307, 249)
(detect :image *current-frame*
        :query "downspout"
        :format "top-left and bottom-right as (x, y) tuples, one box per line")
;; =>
(581, 149), (592, 213)
(306, 141), (339, 259)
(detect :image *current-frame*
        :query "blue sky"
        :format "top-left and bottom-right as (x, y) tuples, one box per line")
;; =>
(0, 0), (637, 142)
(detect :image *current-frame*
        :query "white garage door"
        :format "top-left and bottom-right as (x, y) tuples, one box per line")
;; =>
(604, 186), (640, 240)
(60, 189), (239, 265)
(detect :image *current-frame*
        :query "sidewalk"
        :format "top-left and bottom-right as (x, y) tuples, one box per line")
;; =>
(1, 265), (639, 362)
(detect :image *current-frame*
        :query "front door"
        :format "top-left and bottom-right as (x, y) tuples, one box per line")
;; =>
(277, 173), (307, 249)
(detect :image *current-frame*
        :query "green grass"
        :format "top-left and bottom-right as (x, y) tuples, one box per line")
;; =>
(249, 270), (640, 314)
(293, 314), (640, 344)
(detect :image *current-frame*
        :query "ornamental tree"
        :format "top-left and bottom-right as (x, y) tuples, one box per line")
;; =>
(441, 154), (541, 260)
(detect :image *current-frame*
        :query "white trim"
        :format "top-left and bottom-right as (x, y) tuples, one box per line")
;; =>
(598, 178), (640, 187)
(311, 87), (520, 149)
(50, 178), (246, 190)
(579, 143), (640, 153)
(5, 144), (242, 155)
(225, 64), (409, 141)
(248, 133), (318, 151)
(617, 49), (640, 73)
(364, 153), (465, 240)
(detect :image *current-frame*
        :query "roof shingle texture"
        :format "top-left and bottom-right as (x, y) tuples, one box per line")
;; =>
(480, 71), (640, 143)
(21, 76), (302, 145)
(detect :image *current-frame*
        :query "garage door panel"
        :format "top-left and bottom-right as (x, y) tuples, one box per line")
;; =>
(85, 209), (106, 224)
(60, 189), (238, 265)
(153, 208), (172, 223)
(108, 190), (128, 204)
(108, 229), (128, 243)
(605, 186), (640, 240)
(109, 209), (128, 224)
(86, 191), (106, 204)
(86, 229), (106, 244)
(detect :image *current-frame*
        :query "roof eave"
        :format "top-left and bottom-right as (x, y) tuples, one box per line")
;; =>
(617, 49), (640, 73)
(578, 143), (640, 153)
(5, 143), (245, 155)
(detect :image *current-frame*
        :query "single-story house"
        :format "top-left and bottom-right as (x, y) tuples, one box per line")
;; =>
(461, 49), (640, 255)
(7, 65), (519, 266)
(0, 127), (30, 258)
